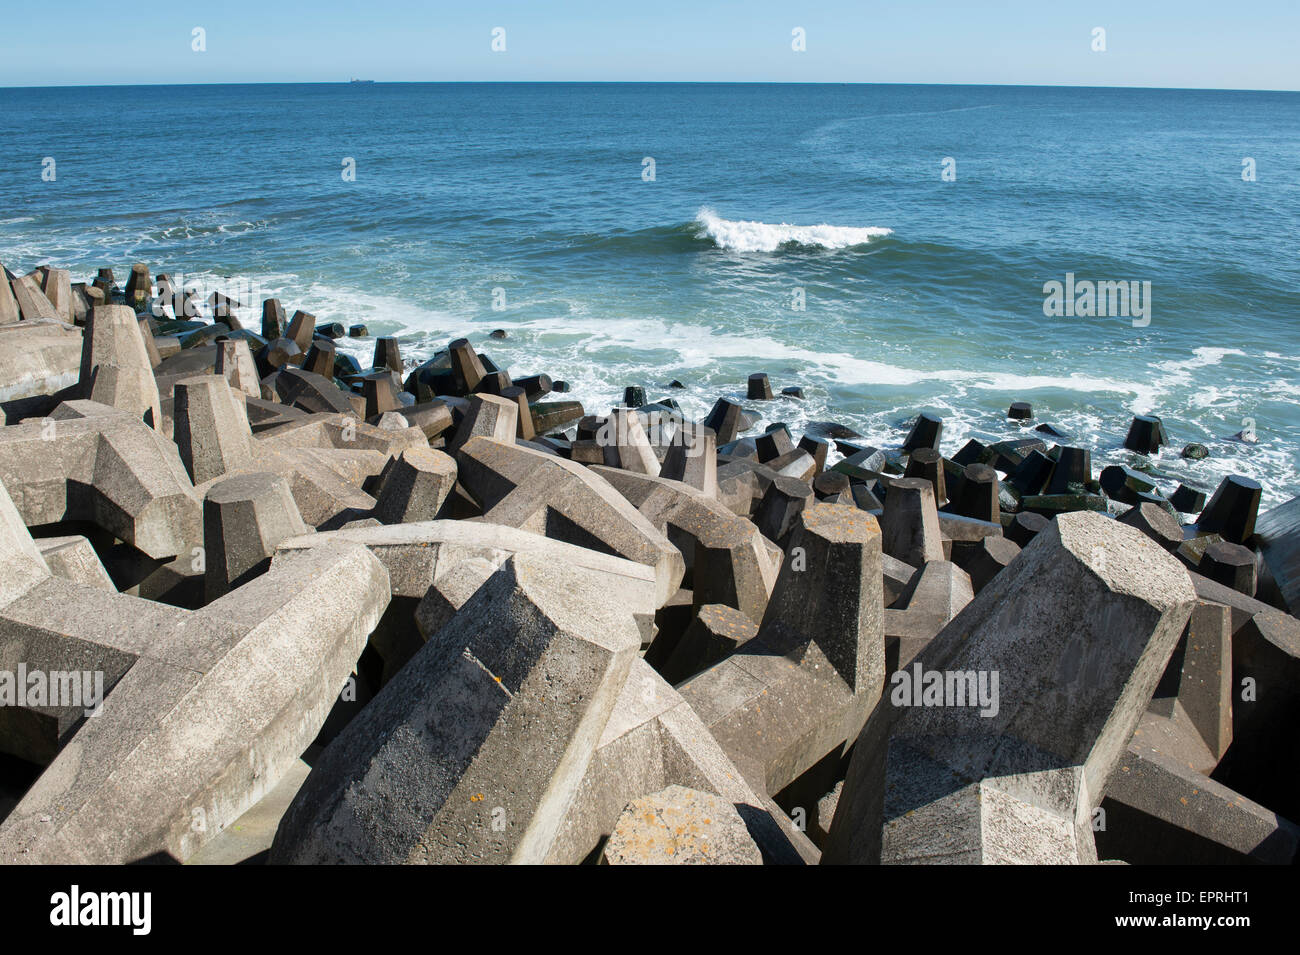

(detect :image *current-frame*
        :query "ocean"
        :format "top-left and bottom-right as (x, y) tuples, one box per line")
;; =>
(2, 82), (1297, 504)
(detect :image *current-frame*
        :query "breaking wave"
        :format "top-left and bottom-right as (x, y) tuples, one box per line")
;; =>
(693, 208), (892, 252)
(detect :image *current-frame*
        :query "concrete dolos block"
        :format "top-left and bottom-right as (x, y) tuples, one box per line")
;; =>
(454, 436), (684, 606)
(545, 657), (813, 864)
(268, 553), (642, 864)
(373, 447), (457, 525)
(591, 466), (779, 625)
(173, 375), (254, 484)
(0, 477), (390, 862)
(0, 409), (201, 559)
(203, 471), (310, 601)
(80, 304), (161, 429)
(678, 503), (885, 797)
(823, 511), (1197, 865)
(0, 320), (83, 403)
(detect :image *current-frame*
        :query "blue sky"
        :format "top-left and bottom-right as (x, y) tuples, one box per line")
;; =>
(2, 0), (1297, 90)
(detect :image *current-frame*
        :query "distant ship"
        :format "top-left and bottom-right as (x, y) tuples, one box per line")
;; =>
(349, 78), (375, 84)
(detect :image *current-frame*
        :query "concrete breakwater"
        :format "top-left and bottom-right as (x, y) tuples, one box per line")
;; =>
(0, 260), (1296, 865)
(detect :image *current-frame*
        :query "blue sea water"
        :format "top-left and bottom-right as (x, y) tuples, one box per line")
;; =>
(2, 82), (1298, 503)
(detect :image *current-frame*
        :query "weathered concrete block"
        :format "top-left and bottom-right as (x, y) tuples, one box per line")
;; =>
(660, 603), (759, 685)
(401, 401), (455, 441)
(40, 268), (73, 324)
(497, 385), (533, 441)
(601, 785), (763, 864)
(268, 554), (642, 864)
(1045, 446), (1092, 495)
(661, 422), (717, 496)
(0, 320), (82, 403)
(10, 274), (59, 321)
(1008, 449), (1054, 496)
(1215, 607), (1300, 821)
(1098, 598), (1291, 863)
(303, 339), (337, 379)
(447, 393), (517, 454)
(813, 471), (852, 504)
(768, 448), (817, 482)
(373, 447), (457, 525)
(1196, 475), (1261, 546)
(173, 375), (254, 484)
(1119, 500), (1182, 552)
(1150, 602), (1233, 765)
(824, 511), (1197, 865)
(80, 305), (161, 428)
(904, 447), (946, 503)
(703, 398), (745, 445)
(679, 504), (885, 796)
(0, 511), (389, 863)
(373, 411), (409, 431)
(0, 266), (19, 325)
(360, 373), (399, 419)
(0, 477), (53, 605)
(753, 474), (813, 548)
(260, 298), (287, 340)
(756, 425), (794, 463)
(1198, 540), (1257, 596)
(0, 412), (201, 559)
(35, 536), (115, 592)
(373, 336), (402, 373)
(884, 560), (973, 667)
(747, 373), (774, 401)
(215, 338), (260, 398)
(1170, 483), (1207, 514)
(546, 658), (813, 865)
(137, 317), (161, 367)
(412, 556), (498, 645)
(961, 536), (1021, 592)
(255, 337), (301, 378)
(902, 412), (942, 453)
(1255, 495), (1299, 614)
(1123, 414), (1167, 455)
(530, 399), (584, 436)
(599, 408), (660, 476)
(203, 471), (310, 601)
(257, 411), (426, 459)
(798, 435), (829, 476)
(1100, 734), (1298, 865)
(285, 309), (315, 353)
(592, 466), (778, 624)
(1100, 464), (1157, 506)
(1006, 510), (1050, 548)
(881, 477), (944, 568)
(448, 337), (485, 393)
(455, 437), (684, 606)
(950, 462), (999, 524)
(276, 519), (660, 683)
(881, 553), (917, 607)
(122, 263), (151, 308)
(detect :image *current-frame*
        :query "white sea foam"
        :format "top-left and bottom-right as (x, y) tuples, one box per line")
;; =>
(1152, 347), (1247, 383)
(694, 208), (891, 252)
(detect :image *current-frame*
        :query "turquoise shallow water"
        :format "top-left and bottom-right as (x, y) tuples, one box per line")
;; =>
(1, 82), (1297, 503)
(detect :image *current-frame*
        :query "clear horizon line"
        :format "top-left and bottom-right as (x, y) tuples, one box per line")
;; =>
(2, 79), (1298, 94)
